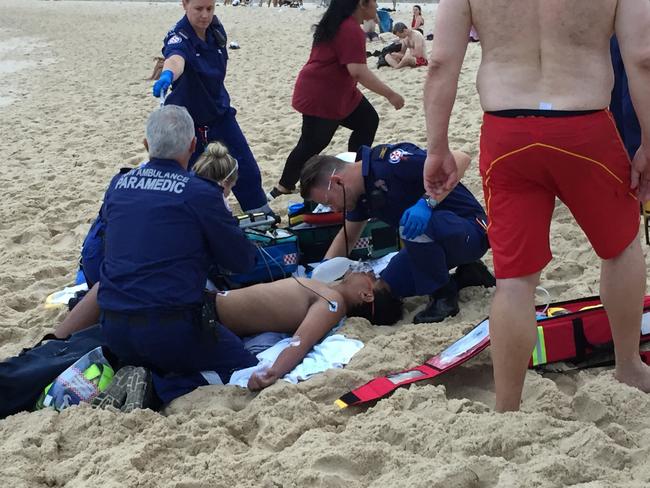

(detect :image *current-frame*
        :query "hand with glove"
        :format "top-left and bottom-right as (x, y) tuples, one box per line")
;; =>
(153, 69), (174, 97)
(399, 198), (432, 240)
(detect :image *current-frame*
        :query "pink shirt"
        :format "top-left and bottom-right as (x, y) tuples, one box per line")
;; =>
(292, 17), (367, 120)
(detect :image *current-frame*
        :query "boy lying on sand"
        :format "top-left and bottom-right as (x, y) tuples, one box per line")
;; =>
(53, 269), (402, 391)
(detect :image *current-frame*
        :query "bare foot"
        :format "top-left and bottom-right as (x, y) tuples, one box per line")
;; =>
(615, 359), (650, 393)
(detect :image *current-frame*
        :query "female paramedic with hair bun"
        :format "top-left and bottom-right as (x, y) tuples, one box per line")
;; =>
(53, 141), (245, 341)
(152, 0), (272, 215)
(267, 0), (405, 200)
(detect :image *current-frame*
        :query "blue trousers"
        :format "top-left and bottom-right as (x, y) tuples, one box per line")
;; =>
(0, 326), (105, 419)
(190, 108), (267, 212)
(101, 310), (258, 403)
(380, 211), (489, 298)
(610, 36), (640, 159)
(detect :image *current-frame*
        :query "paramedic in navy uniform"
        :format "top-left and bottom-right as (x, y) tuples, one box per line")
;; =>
(152, 0), (272, 214)
(98, 105), (259, 401)
(300, 143), (495, 323)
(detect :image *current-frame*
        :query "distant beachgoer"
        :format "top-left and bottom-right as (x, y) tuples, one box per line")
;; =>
(267, 0), (404, 200)
(386, 22), (427, 69)
(363, 14), (380, 41)
(411, 4), (424, 34)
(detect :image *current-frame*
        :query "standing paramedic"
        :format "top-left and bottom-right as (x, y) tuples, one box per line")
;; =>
(152, 0), (272, 214)
(423, 0), (650, 412)
(300, 143), (495, 324)
(267, 0), (405, 200)
(98, 105), (259, 402)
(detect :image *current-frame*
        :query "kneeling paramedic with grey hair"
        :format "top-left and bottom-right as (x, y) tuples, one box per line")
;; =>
(98, 105), (259, 402)
(300, 143), (495, 323)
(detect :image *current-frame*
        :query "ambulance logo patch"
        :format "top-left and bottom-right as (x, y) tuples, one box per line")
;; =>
(168, 35), (182, 45)
(388, 149), (403, 164)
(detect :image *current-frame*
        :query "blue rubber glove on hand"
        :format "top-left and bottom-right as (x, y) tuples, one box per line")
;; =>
(153, 69), (174, 97)
(399, 198), (432, 240)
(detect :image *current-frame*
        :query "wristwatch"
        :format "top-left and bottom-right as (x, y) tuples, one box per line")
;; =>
(424, 196), (438, 209)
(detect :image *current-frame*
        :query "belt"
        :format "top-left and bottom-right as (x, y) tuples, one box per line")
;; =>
(102, 309), (198, 327)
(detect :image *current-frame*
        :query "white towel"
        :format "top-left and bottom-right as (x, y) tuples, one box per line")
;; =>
(227, 334), (363, 387)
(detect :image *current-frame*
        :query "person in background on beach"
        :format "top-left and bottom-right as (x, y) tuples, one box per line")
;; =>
(386, 22), (427, 69)
(423, 0), (650, 412)
(411, 5), (424, 34)
(363, 14), (380, 41)
(300, 143), (495, 324)
(266, 0), (405, 201)
(152, 0), (273, 216)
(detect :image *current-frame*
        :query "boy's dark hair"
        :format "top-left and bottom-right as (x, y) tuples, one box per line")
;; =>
(299, 154), (348, 200)
(393, 22), (408, 34)
(347, 287), (403, 326)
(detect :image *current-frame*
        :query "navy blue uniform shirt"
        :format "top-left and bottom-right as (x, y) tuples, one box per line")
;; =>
(346, 143), (486, 226)
(163, 15), (231, 126)
(97, 158), (255, 313)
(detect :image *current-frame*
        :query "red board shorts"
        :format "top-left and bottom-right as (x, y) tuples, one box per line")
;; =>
(415, 56), (428, 67)
(479, 110), (639, 279)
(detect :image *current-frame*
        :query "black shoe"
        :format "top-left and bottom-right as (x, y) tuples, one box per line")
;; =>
(414, 295), (460, 324)
(413, 281), (460, 324)
(454, 261), (496, 290)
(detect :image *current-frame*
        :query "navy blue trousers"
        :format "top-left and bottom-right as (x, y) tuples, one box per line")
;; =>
(380, 211), (489, 298)
(101, 310), (258, 404)
(190, 108), (267, 212)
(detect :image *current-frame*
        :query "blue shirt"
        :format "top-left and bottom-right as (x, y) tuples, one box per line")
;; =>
(163, 15), (231, 126)
(97, 158), (255, 312)
(346, 143), (487, 227)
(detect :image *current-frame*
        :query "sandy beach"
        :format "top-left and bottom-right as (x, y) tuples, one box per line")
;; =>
(2, 1), (650, 487)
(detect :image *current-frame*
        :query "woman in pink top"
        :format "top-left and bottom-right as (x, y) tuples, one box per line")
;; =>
(268, 0), (404, 199)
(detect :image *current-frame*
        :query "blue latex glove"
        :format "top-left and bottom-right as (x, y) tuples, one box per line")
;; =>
(399, 198), (432, 240)
(153, 69), (173, 97)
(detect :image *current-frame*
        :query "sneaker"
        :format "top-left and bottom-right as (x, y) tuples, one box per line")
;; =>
(121, 367), (154, 413)
(453, 261), (496, 290)
(91, 365), (154, 412)
(265, 186), (293, 202)
(91, 365), (133, 410)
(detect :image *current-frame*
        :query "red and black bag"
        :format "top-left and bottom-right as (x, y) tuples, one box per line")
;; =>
(336, 295), (650, 408)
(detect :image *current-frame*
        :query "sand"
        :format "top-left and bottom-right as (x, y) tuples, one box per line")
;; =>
(1, 1), (650, 487)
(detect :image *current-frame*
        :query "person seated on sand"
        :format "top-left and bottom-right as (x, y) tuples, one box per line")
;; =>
(386, 22), (428, 69)
(411, 5), (424, 34)
(363, 14), (380, 41)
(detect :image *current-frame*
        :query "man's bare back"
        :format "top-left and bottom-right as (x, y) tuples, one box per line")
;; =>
(469, 0), (616, 111)
(216, 278), (344, 336)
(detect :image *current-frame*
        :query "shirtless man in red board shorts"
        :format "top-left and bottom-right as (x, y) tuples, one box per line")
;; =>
(423, 0), (650, 412)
